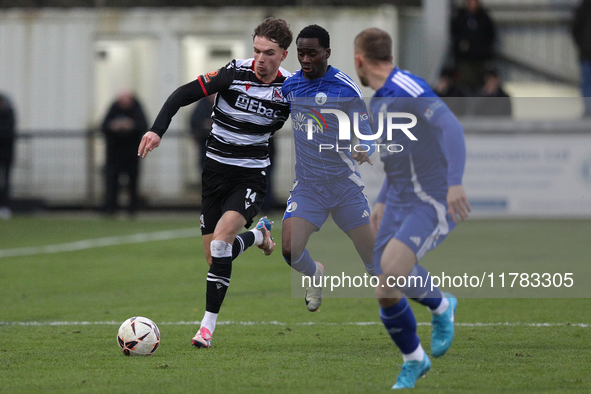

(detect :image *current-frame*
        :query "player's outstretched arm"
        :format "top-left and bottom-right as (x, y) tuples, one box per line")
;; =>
(370, 202), (385, 234)
(138, 131), (161, 158)
(447, 184), (471, 223)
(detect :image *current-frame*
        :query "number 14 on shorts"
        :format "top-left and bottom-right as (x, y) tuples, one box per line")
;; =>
(245, 188), (257, 209)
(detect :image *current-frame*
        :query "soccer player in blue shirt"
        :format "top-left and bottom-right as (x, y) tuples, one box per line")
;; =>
(353, 28), (471, 389)
(281, 25), (376, 311)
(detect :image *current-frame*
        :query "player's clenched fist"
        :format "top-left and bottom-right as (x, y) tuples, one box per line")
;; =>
(138, 131), (161, 158)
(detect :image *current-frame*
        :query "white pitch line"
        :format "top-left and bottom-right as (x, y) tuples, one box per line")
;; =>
(0, 321), (588, 328)
(0, 228), (200, 259)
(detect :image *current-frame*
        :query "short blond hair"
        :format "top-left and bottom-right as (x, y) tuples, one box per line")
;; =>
(354, 28), (393, 63)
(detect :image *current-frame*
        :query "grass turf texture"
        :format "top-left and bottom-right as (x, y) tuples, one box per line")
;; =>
(1, 215), (590, 393)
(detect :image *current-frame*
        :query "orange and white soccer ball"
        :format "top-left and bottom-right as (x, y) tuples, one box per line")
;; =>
(117, 316), (160, 356)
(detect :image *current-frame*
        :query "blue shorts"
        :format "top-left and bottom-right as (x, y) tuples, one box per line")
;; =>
(373, 201), (456, 275)
(282, 179), (371, 233)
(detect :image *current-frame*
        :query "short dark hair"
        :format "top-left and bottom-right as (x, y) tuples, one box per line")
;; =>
(354, 28), (393, 63)
(253, 17), (293, 50)
(296, 25), (330, 49)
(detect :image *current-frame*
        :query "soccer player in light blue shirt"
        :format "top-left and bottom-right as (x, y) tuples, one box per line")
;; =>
(281, 25), (376, 312)
(354, 28), (471, 389)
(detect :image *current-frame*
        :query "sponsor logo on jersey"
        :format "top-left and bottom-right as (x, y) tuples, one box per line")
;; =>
(235, 94), (281, 118)
(292, 110), (327, 135)
(204, 70), (219, 83)
(423, 100), (443, 120)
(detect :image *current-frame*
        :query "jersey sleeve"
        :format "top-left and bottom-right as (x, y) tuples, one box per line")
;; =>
(438, 110), (466, 186)
(416, 97), (465, 186)
(150, 60), (236, 137)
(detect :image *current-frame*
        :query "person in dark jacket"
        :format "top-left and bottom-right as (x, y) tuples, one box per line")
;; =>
(472, 68), (512, 117)
(451, 0), (496, 91)
(101, 90), (148, 215)
(0, 93), (15, 219)
(433, 67), (471, 117)
(572, 0), (591, 116)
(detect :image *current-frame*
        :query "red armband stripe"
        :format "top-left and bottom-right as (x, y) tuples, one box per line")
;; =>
(198, 76), (209, 96)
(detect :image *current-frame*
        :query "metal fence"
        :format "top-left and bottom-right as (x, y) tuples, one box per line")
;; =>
(8, 128), (294, 211)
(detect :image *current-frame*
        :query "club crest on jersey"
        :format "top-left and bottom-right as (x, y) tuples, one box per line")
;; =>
(315, 92), (328, 105)
(272, 87), (284, 102)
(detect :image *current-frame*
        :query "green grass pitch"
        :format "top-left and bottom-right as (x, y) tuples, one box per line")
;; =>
(0, 215), (590, 393)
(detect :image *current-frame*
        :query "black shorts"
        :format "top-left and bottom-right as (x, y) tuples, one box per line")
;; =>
(200, 162), (267, 235)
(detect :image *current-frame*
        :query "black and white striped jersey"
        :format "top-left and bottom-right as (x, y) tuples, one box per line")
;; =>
(150, 58), (291, 170)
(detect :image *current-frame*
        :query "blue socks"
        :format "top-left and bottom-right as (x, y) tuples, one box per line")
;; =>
(380, 298), (420, 355)
(285, 248), (317, 277)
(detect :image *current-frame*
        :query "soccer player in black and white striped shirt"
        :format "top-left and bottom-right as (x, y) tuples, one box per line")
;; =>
(138, 18), (293, 348)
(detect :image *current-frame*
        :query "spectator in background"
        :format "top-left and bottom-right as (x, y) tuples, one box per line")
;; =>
(472, 68), (512, 117)
(0, 93), (15, 219)
(451, 0), (496, 91)
(433, 66), (470, 117)
(572, 0), (591, 116)
(101, 90), (148, 216)
(189, 94), (215, 172)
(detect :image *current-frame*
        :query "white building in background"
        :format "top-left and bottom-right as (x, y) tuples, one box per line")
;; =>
(1, 3), (589, 216)
(0, 7), (398, 204)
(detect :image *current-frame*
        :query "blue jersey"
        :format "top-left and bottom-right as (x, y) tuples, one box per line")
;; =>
(282, 66), (374, 184)
(372, 67), (465, 206)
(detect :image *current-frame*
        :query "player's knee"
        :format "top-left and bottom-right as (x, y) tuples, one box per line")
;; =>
(375, 276), (403, 304)
(381, 261), (413, 281)
(210, 239), (232, 258)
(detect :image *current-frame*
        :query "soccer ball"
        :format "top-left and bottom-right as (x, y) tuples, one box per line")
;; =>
(117, 316), (160, 356)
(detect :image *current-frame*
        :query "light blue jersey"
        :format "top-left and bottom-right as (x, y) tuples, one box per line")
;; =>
(283, 66), (374, 184)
